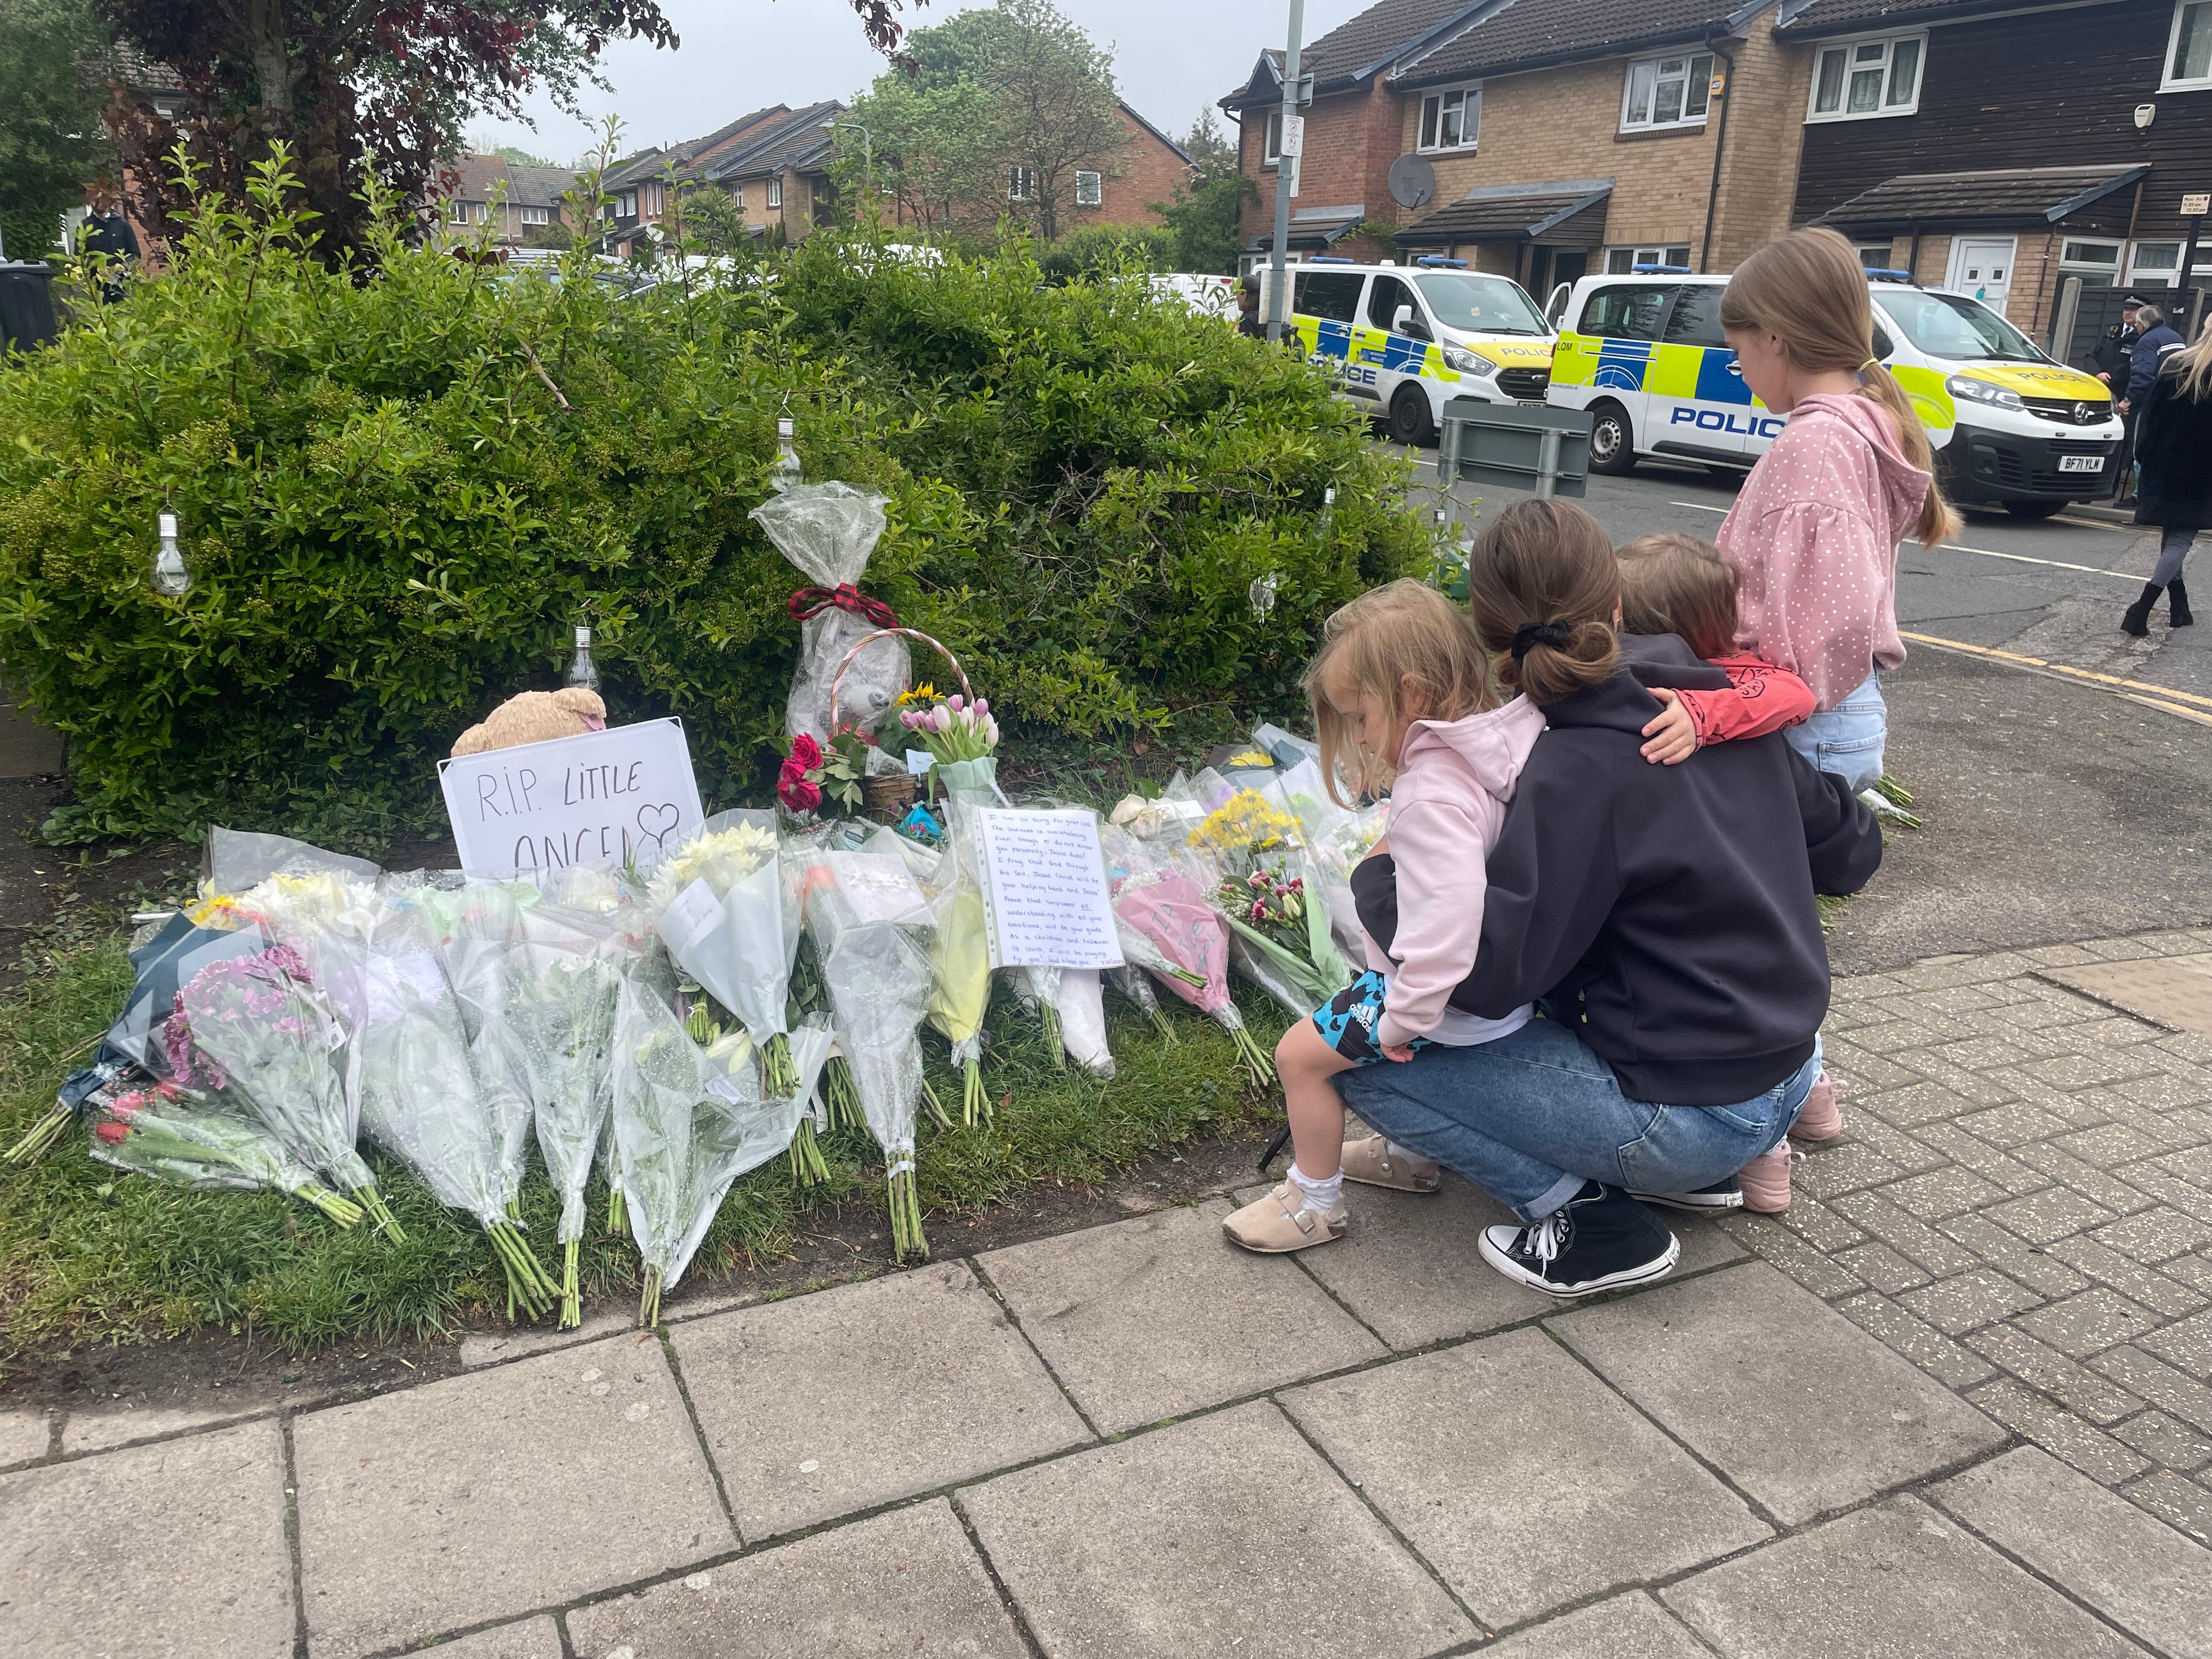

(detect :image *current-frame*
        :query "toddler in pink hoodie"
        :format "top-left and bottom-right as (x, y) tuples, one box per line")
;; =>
(1224, 579), (1544, 1255)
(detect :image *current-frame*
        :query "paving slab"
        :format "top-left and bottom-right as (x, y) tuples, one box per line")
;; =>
(0, 1406), (50, 1464)
(61, 1399), (260, 1453)
(975, 1201), (1385, 1432)
(1662, 1496), (2146, 1659)
(0, 1418), (294, 1659)
(1282, 1328), (1769, 1627)
(1932, 1445), (2212, 1659)
(1479, 1593), (1715, 1658)
(961, 1400), (1474, 1659)
(669, 1261), (1090, 1538)
(420, 1615), (565, 1658)
(567, 1499), (1028, 1659)
(1550, 1261), (2005, 1524)
(293, 1329), (729, 1657)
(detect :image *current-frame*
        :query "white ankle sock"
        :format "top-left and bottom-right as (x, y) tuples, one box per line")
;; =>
(1287, 1163), (1344, 1215)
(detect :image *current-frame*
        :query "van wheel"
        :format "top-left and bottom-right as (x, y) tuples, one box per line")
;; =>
(1587, 401), (1636, 475)
(1389, 385), (1435, 447)
(2004, 499), (2068, 521)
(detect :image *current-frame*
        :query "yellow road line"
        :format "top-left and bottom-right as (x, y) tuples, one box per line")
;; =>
(1901, 630), (2212, 712)
(2125, 694), (2212, 728)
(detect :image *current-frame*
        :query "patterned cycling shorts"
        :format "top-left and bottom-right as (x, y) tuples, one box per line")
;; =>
(1311, 969), (1432, 1066)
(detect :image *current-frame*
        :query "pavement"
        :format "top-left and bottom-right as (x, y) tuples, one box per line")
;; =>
(8, 934), (2212, 1659)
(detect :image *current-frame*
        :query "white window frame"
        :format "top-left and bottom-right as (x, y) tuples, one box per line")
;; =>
(2058, 238), (2123, 287)
(1009, 165), (1037, 202)
(1075, 170), (1103, 207)
(1417, 82), (1482, 153)
(2128, 239), (2184, 283)
(732, 184), (745, 211)
(448, 200), (472, 225)
(1806, 31), (1927, 122)
(1620, 52), (1713, 132)
(766, 176), (783, 210)
(1262, 110), (1283, 165)
(2164, 1), (2212, 89)
(617, 190), (636, 218)
(1855, 242), (1896, 270)
(1605, 244), (1692, 274)
(520, 205), (550, 227)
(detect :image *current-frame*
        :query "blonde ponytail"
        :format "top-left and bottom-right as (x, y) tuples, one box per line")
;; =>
(1721, 228), (1960, 550)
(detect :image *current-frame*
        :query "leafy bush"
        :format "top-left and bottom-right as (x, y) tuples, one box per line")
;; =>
(0, 153), (1429, 849)
(1036, 224), (1173, 284)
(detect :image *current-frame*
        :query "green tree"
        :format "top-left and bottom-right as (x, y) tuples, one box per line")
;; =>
(1179, 108), (1236, 178)
(839, 72), (1005, 242)
(0, 0), (112, 261)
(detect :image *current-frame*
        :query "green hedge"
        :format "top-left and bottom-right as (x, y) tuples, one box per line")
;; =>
(0, 157), (1428, 848)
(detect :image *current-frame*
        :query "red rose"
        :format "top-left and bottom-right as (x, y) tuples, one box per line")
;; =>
(94, 1120), (129, 1144)
(778, 776), (823, 812)
(788, 733), (824, 770)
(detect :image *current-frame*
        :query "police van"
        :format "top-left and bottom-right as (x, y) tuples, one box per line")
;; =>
(1543, 268), (2124, 517)
(1259, 257), (1555, 444)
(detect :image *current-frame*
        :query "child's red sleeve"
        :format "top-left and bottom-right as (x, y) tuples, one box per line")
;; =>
(1676, 654), (1817, 747)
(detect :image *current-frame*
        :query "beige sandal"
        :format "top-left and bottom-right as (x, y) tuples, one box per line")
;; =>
(1222, 1182), (1348, 1254)
(1340, 1136), (1441, 1193)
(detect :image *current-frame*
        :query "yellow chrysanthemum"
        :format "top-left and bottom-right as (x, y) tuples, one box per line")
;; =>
(1187, 790), (1302, 854)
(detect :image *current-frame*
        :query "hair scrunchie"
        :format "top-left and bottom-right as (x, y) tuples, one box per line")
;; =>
(1511, 620), (1571, 661)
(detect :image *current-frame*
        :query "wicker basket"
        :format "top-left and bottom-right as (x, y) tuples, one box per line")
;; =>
(829, 627), (973, 821)
(862, 772), (919, 821)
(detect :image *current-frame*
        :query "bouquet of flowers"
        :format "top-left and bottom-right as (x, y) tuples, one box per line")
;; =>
(1186, 786), (1352, 1019)
(906, 697), (1003, 1126)
(1109, 843), (1274, 1088)
(801, 847), (937, 1258)
(644, 812), (802, 1099)
(87, 1076), (363, 1225)
(610, 976), (825, 1325)
(166, 934), (403, 1238)
(328, 889), (559, 1320)
(1110, 962), (1176, 1043)
(753, 481), (909, 746)
(776, 728), (873, 818)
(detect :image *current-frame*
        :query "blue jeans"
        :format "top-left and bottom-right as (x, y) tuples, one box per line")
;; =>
(1336, 1016), (1820, 1222)
(1785, 672), (1884, 795)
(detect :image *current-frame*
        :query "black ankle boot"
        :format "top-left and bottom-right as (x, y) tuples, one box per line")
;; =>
(2123, 583), (2163, 636)
(1479, 1182), (1679, 1299)
(2170, 579), (2193, 627)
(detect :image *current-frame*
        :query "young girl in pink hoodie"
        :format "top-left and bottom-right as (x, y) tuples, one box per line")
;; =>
(1223, 580), (1545, 1254)
(1713, 228), (1959, 1144)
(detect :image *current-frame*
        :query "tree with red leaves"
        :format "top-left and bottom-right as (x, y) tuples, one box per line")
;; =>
(97, 0), (923, 258)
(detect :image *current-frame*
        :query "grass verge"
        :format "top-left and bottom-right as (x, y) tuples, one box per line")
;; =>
(0, 935), (1287, 1365)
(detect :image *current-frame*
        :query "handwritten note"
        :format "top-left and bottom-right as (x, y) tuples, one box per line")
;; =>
(657, 877), (724, 958)
(438, 718), (704, 877)
(973, 808), (1125, 970)
(823, 852), (934, 928)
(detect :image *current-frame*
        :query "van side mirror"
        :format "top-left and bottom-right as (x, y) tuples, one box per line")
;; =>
(1392, 304), (1429, 338)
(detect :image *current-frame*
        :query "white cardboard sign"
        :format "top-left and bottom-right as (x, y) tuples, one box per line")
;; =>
(438, 718), (704, 877)
(973, 808), (1125, 970)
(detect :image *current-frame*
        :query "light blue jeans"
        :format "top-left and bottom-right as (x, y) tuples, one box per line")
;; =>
(1336, 1016), (1820, 1222)
(1785, 672), (1885, 795)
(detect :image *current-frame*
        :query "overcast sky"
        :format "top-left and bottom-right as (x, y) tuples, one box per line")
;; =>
(468, 0), (1373, 163)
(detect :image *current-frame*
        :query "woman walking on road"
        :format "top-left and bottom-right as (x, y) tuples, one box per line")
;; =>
(1715, 228), (1959, 794)
(2120, 316), (2210, 637)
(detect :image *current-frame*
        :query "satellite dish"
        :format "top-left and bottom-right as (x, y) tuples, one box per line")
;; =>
(1386, 153), (1436, 211)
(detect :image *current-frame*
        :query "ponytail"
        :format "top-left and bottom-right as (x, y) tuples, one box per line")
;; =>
(1722, 227), (1960, 550)
(1466, 500), (1620, 707)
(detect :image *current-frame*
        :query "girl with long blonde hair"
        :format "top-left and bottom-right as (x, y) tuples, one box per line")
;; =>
(1717, 227), (1956, 794)
(2121, 315), (2210, 635)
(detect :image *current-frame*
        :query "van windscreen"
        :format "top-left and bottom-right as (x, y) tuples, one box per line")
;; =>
(1413, 272), (1548, 335)
(1874, 290), (2047, 364)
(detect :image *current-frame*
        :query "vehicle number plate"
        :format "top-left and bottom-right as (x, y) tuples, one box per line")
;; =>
(2058, 455), (2104, 473)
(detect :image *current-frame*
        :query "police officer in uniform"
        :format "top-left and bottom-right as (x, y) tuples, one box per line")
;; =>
(2094, 295), (2147, 499)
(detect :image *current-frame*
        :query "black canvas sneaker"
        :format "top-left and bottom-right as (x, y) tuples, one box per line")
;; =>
(1479, 1182), (1680, 1300)
(1630, 1175), (1744, 1212)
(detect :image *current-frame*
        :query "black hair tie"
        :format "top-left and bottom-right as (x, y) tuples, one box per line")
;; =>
(1511, 620), (1571, 661)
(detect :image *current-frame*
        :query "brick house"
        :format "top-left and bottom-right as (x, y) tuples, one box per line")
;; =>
(1220, 0), (1818, 290)
(1778, 0), (2212, 348)
(596, 103), (848, 253)
(429, 155), (580, 252)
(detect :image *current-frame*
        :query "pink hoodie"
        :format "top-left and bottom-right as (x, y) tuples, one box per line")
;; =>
(1369, 696), (1547, 1049)
(1719, 392), (1932, 710)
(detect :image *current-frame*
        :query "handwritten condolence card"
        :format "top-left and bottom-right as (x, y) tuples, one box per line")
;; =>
(972, 808), (1125, 970)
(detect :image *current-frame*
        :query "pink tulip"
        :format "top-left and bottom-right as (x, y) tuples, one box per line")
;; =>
(946, 694), (964, 713)
(973, 698), (989, 716)
(929, 704), (951, 733)
(983, 716), (1000, 744)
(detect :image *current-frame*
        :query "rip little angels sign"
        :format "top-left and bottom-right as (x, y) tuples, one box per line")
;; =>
(438, 718), (704, 876)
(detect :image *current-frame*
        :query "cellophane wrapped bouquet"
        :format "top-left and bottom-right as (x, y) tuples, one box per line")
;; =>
(1104, 827), (1274, 1088)
(328, 882), (558, 1319)
(1181, 775), (1352, 1020)
(164, 930), (402, 1237)
(644, 811), (803, 1103)
(798, 842), (938, 1258)
(610, 969), (827, 1325)
(87, 1074), (363, 1223)
(904, 689), (1003, 1125)
(752, 482), (909, 746)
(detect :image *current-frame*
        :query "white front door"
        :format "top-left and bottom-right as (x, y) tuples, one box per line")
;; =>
(1947, 236), (2017, 315)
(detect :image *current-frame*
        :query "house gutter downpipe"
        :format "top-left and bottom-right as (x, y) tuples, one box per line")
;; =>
(1267, 0), (1306, 343)
(1699, 35), (1737, 274)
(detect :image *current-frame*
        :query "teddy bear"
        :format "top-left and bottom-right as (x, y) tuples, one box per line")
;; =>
(449, 687), (607, 757)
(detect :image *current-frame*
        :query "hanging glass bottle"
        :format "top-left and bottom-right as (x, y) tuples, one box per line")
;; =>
(149, 511), (191, 596)
(771, 416), (803, 493)
(565, 624), (601, 693)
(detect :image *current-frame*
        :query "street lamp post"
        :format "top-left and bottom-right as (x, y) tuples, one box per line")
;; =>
(825, 120), (874, 210)
(1267, 0), (1307, 345)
